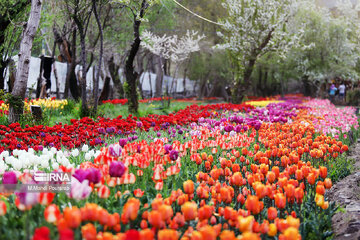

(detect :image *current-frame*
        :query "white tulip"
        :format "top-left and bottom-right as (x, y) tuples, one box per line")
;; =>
(81, 145), (89, 152)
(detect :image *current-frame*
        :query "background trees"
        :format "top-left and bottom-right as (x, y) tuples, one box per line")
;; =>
(3, 0), (360, 117)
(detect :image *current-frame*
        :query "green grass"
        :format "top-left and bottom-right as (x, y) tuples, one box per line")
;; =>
(45, 101), (208, 126)
(98, 101), (200, 119)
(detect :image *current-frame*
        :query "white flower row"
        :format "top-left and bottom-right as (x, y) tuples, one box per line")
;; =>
(0, 145), (101, 173)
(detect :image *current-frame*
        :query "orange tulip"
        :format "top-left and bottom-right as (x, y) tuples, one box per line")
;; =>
(198, 205), (213, 220)
(319, 166), (327, 179)
(183, 180), (195, 194)
(219, 230), (236, 240)
(81, 223), (97, 240)
(274, 193), (286, 209)
(280, 227), (301, 240)
(316, 184), (325, 195)
(0, 201), (6, 216)
(122, 198), (140, 222)
(268, 223), (277, 237)
(181, 202), (198, 221)
(148, 210), (163, 229)
(158, 204), (174, 221)
(267, 207), (278, 221)
(324, 178), (332, 189)
(238, 216), (255, 233)
(64, 207), (81, 228)
(199, 226), (217, 240)
(245, 195), (262, 215)
(239, 232), (261, 240)
(158, 229), (179, 240)
(307, 173), (316, 185)
(140, 229), (155, 240)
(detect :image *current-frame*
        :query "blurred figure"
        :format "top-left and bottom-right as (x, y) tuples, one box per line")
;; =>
(338, 82), (346, 103)
(329, 83), (337, 103)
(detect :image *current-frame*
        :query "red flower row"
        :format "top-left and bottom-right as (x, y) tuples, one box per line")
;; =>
(0, 103), (254, 152)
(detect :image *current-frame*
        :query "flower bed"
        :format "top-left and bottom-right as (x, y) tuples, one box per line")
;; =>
(0, 97), (358, 239)
(0, 98), (68, 114)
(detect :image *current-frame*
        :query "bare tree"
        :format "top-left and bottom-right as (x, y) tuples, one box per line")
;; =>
(91, 0), (104, 113)
(0, 0), (31, 90)
(9, 0), (42, 123)
(65, 0), (92, 116)
(123, 0), (149, 114)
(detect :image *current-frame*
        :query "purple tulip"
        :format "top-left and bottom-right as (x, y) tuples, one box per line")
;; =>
(235, 125), (242, 133)
(164, 144), (172, 154)
(157, 132), (161, 137)
(16, 191), (39, 206)
(224, 125), (234, 132)
(2, 171), (17, 184)
(73, 169), (87, 183)
(136, 121), (143, 128)
(98, 128), (106, 134)
(106, 127), (115, 133)
(86, 168), (101, 184)
(109, 161), (126, 178)
(109, 143), (122, 157)
(119, 138), (128, 147)
(169, 150), (179, 161)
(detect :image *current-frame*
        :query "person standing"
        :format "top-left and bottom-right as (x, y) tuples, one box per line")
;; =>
(329, 84), (337, 103)
(339, 82), (346, 103)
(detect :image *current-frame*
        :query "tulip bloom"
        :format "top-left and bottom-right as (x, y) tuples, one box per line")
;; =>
(64, 207), (82, 228)
(181, 201), (197, 221)
(183, 180), (195, 194)
(44, 204), (61, 223)
(0, 201), (6, 216)
(109, 161), (126, 178)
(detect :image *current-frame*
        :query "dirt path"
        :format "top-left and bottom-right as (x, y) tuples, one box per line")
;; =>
(327, 139), (360, 240)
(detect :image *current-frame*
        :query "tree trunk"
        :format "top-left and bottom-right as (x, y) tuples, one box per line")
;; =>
(73, 18), (88, 115)
(36, 56), (44, 98)
(99, 76), (110, 102)
(79, 32), (87, 115)
(155, 55), (163, 97)
(0, 60), (7, 90)
(108, 56), (123, 98)
(92, 0), (103, 114)
(51, 39), (60, 98)
(9, 0), (42, 123)
(125, 0), (147, 114)
(183, 64), (188, 97)
(232, 57), (256, 103)
(67, 29), (80, 100)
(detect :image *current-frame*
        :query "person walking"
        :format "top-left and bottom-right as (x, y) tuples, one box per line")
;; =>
(338, 82), (346, 103)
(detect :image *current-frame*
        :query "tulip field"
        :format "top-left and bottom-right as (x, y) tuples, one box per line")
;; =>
(0, 95), (359, 240)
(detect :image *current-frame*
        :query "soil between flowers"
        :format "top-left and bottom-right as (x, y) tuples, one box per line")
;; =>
(328, 139), (360, 240)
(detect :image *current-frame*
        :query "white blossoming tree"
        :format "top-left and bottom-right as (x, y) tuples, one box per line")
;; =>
(141, 30), (204, 99)
(217, 0), (298, 103)
(284, 0), (360, 96)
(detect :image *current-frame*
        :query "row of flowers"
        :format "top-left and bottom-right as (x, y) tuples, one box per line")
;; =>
(0, 98), (68, 115)
(102, 97), (220, 105)
(0, 103), (254, 152)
